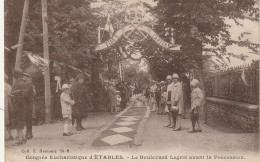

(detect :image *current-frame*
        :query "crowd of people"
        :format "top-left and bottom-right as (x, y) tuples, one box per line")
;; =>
(4, 68), (204, 146)
(4, 68), (136, 145)
(4, 70), (93, 145)
(145, 73), (204, 133)
(59, 77), (144, 136)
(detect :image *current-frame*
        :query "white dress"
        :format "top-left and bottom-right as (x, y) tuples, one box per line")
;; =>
(60, 92), (74, 119)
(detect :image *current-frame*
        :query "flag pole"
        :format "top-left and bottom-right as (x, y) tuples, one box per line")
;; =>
(14, 0), (30, 69)
(41, 0), (52, 123)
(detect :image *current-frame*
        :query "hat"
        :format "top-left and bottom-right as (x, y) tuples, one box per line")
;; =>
(166, 75), (172, 80)
(62, 84), (70, 91)
(191, 79), (200, 87)
(76, 74), (85, 81)
(160, 81), (165, 84)
(69, 78), (75, 82)
(172, 73), (179, 79)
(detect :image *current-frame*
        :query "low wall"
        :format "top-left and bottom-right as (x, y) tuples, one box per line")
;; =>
(205, 97), (259, 133)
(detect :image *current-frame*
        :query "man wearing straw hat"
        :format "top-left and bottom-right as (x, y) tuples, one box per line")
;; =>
(22, 72), (34, 140)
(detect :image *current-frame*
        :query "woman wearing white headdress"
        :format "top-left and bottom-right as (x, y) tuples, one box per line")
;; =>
(170, 73), (184, 131)
(188, 79), (204, 133)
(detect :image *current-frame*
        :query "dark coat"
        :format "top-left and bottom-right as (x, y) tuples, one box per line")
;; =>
(10, 79), (33, 129)
(71, 82), (88, 118)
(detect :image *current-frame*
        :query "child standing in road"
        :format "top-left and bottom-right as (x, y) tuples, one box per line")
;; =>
(60, 84), (75, 136)
(188, 79), (204, 133)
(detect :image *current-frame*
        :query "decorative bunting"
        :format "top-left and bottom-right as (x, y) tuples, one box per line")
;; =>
(26, 52), (90, 77)
(241, 68), (249, 86)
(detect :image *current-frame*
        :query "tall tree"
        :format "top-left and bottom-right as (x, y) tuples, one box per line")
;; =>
(25, 0), (98, 68)
(152, 0), (258, 87)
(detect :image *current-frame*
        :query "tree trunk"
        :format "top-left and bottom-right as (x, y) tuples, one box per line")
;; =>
(197, 60), (207, 124)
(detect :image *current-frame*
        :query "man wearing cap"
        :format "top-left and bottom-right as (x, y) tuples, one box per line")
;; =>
(71, 73), (88, 131)
(171, 73), (184, 131)
(10, 69), (33, 145)
(165, 75), (174, 128)
(22, 72), (34, 140)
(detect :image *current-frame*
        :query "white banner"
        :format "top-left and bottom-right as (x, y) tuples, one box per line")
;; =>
(95, 24), (181, 52)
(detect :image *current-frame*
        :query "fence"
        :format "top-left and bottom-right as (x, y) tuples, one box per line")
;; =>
(205, 60), (259, 105)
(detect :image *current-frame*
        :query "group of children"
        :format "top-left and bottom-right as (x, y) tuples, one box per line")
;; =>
(147, 75), (204, 133)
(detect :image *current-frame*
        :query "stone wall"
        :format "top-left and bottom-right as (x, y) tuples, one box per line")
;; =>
(205, 97), (259, 133)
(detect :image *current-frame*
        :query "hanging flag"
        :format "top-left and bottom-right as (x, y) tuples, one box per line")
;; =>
(241, 68), (249, 86)
(27, 52), (49, 73)
(54, 76), (61, 92)
(104, 14), (114, 36)
(11, 43), (22, 49)
(97, 26), (101, 44)
(26, 52), (91, 78)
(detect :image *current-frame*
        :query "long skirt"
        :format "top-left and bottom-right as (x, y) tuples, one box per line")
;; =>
(12, 105), (26, 129)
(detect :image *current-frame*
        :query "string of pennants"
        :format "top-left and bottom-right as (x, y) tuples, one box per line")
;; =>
(25, 51), (90, 77)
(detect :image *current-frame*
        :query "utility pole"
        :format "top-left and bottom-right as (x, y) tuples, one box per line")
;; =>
(41, 0), (52, 122)
(14, 0), (30, 69)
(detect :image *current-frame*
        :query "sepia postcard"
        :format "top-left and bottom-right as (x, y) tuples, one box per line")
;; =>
(2, 0), (259, 162)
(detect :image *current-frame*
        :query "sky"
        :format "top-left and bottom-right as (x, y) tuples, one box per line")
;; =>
(209, 18), (259, 68)
(226, 18), (258, 55)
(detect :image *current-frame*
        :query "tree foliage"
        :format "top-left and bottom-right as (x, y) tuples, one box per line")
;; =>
(5, 0), (258, 84)
(5, 0), (99, 76)
(149, 0), (258, 80)
(26, 0), (98, 69)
